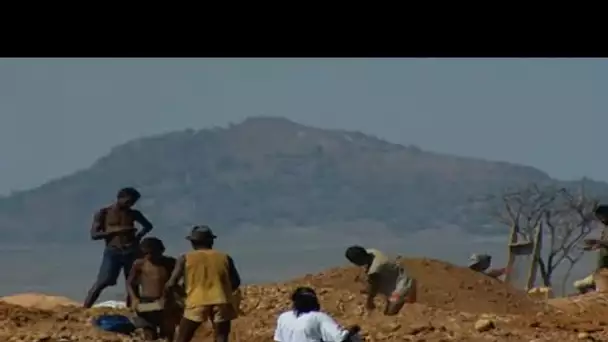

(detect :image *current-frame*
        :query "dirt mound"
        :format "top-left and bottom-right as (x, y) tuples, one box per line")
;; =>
(549, 292), (608, 316)
(294, 257), (542, 315)
(0, 293), (80, 310)
(1, 260), (608, 341)
(0, 288), (605, 342)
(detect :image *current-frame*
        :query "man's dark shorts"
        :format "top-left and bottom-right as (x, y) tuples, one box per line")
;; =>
(96, 245), (138, 286)
(134, 297), (164, 329)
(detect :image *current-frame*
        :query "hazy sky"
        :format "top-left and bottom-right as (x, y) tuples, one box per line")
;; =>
(0, 58), (606, 195)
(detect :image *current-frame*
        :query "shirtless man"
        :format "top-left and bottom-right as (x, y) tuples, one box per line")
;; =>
(127, 237), (181, 341)
(345, 246), (415, 316)
(165, 225), (241, 342)
(84, 187), (154, 308)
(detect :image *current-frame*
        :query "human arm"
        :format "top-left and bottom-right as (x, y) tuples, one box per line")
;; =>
(342, 325), (362, 342)
(126, 260), (143, 308)
(90, 209), (113, 240)
(318, 312), (359, 342)
(227, 256), (241, 291)
(365, 273), (381, 310)
(273, 313), (284, 342)
(583, 238), (608, 250)
(164, 258), (184, 300)
(132, 210), (153, 240)
(486, 268), (508, 279)
(165, 255), (185, 291)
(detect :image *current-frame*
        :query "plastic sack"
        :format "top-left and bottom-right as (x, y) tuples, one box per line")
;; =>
(93, 300), (128, 309)
(93, 314), (135, 334)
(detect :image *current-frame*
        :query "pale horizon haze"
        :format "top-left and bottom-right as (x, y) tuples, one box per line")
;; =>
(0, 58), (606, 195)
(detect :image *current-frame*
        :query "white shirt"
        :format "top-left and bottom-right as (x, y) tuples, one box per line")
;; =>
(274, 310), (359, 342)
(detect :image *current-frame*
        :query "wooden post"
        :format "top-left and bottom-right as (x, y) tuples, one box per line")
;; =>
(504, 224), (518, 284)
(525, 224), (542, 290)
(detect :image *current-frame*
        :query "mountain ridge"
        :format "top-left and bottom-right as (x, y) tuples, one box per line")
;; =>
(0, 117), (605, 243)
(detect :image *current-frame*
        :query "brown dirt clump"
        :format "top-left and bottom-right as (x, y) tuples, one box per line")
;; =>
(548, 292), (608, 324)
(1, 260), (608, 341)
(401, 258), (543, 315)
(0, 293), (80, 310)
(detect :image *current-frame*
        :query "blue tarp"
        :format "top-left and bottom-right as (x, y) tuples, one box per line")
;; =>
(92, 314), (135, 335)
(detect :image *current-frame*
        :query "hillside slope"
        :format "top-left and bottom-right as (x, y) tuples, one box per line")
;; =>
(0, 117), (605, 242)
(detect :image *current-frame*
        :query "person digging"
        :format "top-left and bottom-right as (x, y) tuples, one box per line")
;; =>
(468, 253), (508, 279)
(345, 246), (415, 316)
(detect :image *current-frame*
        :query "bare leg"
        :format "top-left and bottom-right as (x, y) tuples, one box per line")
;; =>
(213, 321), (231, 342)
(159, 313), (177, 342)
(175, 318), (201, 342)
(85, 248), (120, 308)
(83, 282), (109, 308)
(122, 251), (138, 308)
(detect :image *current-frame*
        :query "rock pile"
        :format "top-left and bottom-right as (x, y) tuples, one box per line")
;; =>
(1, 258), (608, 341)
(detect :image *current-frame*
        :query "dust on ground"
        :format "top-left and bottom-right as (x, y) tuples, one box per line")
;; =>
(2, 258), (608, 341)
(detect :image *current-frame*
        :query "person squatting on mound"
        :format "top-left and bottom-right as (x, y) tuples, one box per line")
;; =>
(468, 254), (508, 279)
(165, 225), (242, 342)
(345, 246), (415, 316)
(127, 237), (183, 341)
(274, 286), (362, 342)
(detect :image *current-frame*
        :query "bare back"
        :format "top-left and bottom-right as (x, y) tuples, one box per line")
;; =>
(137, 257), (176, 299)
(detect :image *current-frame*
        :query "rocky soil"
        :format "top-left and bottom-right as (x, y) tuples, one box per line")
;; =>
(2, 258), (608, 341)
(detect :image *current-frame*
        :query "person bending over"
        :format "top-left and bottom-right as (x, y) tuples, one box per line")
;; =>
(468, 254), (508, 279)
(345, 246), (415, 316)
(274, 286), (361, 342)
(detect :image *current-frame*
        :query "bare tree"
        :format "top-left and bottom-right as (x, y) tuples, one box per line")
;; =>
(559, 248), (585, 296)
(538, 185), (597, 289)
(487, 181), (598, 289)
(496, 184), (561, 242)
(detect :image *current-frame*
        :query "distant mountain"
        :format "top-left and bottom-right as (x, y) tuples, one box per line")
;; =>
(2, 117), (607, 243)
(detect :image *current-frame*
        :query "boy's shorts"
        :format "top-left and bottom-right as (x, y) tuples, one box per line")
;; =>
(134, 298), (181, 330)
(133, 297), (164, 329)
(183, 304), (237, 323)
(135, 310), (163, 329)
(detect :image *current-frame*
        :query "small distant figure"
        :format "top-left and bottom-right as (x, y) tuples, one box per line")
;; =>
(468, 254), (508, 279)
(84, 187), (154, 308)
(575, 205), (608, 294)
(127, 237), (182, 341)
(165, 225), (241, 342)
(573, 274), (596, 294)
(344, 246), (415, 316)
(274, 286), (362, 342)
